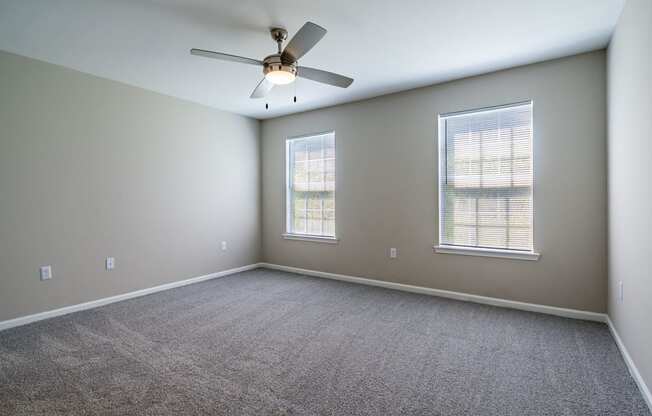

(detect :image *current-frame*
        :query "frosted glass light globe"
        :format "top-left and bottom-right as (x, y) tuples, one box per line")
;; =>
(265, 70), (296, 85)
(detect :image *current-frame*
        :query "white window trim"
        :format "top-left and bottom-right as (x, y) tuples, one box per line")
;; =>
(284, 131), (337, 241)
(435, 101), (539, 260)
(282, 233), (340, 244)
(434, 244), (540, 261)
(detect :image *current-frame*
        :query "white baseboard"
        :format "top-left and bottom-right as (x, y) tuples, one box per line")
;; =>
(607, 317), (652, 412)
(0, 263), (261, 332)
(259, 263), (607, 323)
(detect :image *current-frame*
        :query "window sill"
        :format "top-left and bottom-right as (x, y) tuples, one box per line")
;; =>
(282, 234), (340, 244)
(433, 245), (540, 261)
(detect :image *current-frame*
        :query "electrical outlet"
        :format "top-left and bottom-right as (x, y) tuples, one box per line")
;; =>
(221, 241), (227, 251)
(619, 281), (623, 302)
(106, 257), (115, 270)
(389, 248), (397, 259)
(40, 265), (52, 281)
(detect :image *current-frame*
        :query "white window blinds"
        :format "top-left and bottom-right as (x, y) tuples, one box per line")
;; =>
(286, 132), (336, 237)
(438, 102), (533, 252)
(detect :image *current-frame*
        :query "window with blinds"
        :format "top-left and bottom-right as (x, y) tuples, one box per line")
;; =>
(286, 132), (336, 237)
(438, 102), (533, 252)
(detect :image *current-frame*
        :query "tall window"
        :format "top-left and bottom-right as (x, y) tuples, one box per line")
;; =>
(286, 132), (336, 238)
(438, 102), (533, 252)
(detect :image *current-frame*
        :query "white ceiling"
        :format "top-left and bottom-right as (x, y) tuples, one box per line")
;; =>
(0, 0), (624, 120)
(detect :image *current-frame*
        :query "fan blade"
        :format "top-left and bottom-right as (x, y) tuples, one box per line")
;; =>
(281, 22), (327, 62)
(298, 66), (354, 88)
(190, 49), (262, 66)
(250, 77), (274, 99)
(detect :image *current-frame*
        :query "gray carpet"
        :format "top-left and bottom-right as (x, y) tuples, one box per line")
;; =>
(0, 269), (649, 415)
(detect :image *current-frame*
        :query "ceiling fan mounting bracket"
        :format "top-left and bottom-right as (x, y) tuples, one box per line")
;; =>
(270, 27), (288, 53)
(270, 28), (288, 42)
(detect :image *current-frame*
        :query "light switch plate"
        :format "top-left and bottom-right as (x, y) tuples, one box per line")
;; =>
(106, 257), (115, 270)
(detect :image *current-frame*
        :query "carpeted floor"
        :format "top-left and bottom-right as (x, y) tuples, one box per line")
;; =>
(0, 269), (649, 415)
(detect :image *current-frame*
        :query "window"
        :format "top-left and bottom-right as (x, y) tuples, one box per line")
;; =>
(285, 132), (336, 240)
(437, 102), (537, 258)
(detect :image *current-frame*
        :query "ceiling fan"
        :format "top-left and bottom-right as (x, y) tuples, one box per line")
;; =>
(190, 22), (354, 99)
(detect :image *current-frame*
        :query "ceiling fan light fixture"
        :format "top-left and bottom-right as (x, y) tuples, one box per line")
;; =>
(263, 55), (297, 85)
(265, 69), (296, 85)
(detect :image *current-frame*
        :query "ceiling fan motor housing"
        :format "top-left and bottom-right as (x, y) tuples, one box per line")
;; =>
(263, 54), (297, 78)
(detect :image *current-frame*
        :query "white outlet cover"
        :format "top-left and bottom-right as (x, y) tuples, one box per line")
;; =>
(40, 265), (52, 280)
(390, 248), (398, 258)
(106, 257), (115, 270)
(221, 241), (227, 251)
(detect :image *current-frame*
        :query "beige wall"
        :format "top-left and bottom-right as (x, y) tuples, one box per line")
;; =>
(607, 0), (652, 395)
(0, 51), (261, 321)
(0, 47), (611, 323)
(261, 51), (607, 313)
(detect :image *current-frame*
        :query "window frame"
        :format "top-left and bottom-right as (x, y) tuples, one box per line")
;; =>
(434, 101), (540, 261)
(283, 131), (339, 244)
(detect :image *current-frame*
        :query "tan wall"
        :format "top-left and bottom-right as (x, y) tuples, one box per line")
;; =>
(0, 48), (611, 322)
(0, 51), (261, 321)
(261, 51), (608, 313)
(607, 0), (652, 394)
